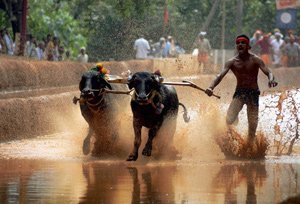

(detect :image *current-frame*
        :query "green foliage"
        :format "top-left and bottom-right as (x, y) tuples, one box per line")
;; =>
(243, 0), (276, 35)
(172, 0), (212, 50)
(1, 0), (297, 61)
(83, 0), (166, 61)
(0, 10), (9, 29)
(27, 0), (87, 57)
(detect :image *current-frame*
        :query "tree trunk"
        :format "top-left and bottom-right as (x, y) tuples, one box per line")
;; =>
(191, 0), (220, 49)
(236, 0), (243, 34)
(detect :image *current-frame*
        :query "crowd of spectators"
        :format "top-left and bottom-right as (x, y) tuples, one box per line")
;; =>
(0, 28), (81, 62)
(1, 26), (300, 68)
(134, 35), (186, 60)
(1, 28), (185, 63)
(250, 28), (300, 68)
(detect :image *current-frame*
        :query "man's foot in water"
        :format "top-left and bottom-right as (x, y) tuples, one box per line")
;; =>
(246, 135), (257, 153)
(227, 125), (235, 135)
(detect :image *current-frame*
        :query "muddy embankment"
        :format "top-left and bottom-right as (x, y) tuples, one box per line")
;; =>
(0, 54), (300, 142)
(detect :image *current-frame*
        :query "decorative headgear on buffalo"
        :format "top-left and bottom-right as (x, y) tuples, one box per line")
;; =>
(91, 63), (110, 79)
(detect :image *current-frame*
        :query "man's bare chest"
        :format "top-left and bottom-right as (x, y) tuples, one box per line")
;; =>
(232, 60), (257, 73)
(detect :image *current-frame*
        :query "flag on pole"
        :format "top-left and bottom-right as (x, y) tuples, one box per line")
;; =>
(163, 5), (169, 26)
(163, 0), (169, 33)
(276, 8), (297, 29)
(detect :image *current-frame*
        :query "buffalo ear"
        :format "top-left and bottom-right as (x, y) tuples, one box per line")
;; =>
(101, 77), (113, 90)
(127, 74), (135, 89)
(97, 75), (112, 90)
(105, 80), (112, 90)
(152, 74), (164, 84)
(79, 77), (85, 91)
(151, 74), (161, 91)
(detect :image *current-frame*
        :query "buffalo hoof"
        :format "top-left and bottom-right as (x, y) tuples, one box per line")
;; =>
(126, 154), (138, 161)
(82, 137), (91, 155)
(142, 147), (152, 157)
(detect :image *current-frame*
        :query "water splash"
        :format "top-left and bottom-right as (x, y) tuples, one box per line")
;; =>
(215, 128), (269, 159)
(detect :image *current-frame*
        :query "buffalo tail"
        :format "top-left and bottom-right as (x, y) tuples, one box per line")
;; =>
(179, 102), (190, 123)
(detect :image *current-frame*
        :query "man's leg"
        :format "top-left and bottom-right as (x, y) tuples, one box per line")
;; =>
(247, 103), (259, 139)
(226, 98), (244, 125)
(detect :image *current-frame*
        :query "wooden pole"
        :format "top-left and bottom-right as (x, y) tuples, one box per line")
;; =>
(19, 0), (28, 56)
(236, 0), (243, 34)
(221, 0), (226, 50)
(107, 76), (221, 99)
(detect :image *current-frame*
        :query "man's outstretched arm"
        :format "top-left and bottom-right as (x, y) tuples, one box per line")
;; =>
(205, 60), (231, 96)
(257, 57), (278, 88)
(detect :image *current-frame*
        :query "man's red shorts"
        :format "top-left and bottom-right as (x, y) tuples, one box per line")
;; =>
(198, 52), (209, 63)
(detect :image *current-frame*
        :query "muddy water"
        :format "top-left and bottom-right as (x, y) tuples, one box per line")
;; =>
(0, 148), (299, 203)
(1, 78), (300, 203)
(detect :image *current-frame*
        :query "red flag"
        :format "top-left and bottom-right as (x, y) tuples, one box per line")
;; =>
(276, 0), (297, 9)
(164, 6), (168, 26)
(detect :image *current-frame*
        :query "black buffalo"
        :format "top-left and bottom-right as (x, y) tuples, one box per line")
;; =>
(126, 71), (190, 161)
(76, 70), (125, 156)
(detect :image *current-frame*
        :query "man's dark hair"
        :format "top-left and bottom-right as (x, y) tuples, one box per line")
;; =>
(236, 34), (250, 41)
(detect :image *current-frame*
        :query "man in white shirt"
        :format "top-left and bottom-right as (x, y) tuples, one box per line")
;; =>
(134, 35), (150, 59)
(36, 41), (45, 60)
(3, 28), (14, 55)
(77, 47), (88, 63)
(270, 32), (284, 67)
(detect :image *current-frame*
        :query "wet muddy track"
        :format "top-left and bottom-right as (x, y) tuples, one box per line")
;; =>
(1, 58), (300, 203)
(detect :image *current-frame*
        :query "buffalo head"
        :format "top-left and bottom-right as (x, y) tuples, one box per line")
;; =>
(79, 70), (112, 100)
(128, 72), (163, 105)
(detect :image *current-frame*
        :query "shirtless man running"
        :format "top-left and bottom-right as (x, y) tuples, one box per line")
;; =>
(205, 34), (278, 141)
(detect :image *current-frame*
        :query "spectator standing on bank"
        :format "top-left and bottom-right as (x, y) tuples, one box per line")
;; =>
(147, 39), (155, 58)
(58, 45), (65, 61)
(65, 50), (71, 61)
(168, 36), (177, 58)
(285, 37), (300, 67)
(152, 37), (166, 58)
(250, 30), (262, 55)
(162, 35), (172, 58)
(52, 36), (60, 61)
(2, 28), (14, 55)
(134, 34), (150, 59)
(175, 42), (185, 55)
(77, 47), (88, 63)
(280, 36), (289, 68)
(24, 34), (38, 58)
(254, 34), (272, 66)
(270, 28), (283, 41)
(36, 41), (45, 60)
(0, 30), (6, 54)
(270, 32), (284, 67)
(195, 31), (212, 73)
(287, 29), (297, 41)
(44, 34), (54, 61)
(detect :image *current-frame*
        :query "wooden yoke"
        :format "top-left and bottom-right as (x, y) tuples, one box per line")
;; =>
(107, 75), (221, 99)
(164, 80), (221, 99)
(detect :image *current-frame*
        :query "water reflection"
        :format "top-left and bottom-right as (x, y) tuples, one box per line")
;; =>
(127, 166), (177, 204)
(0, 159), (300, 203)
(80, 162), (177, 204)
(0, 159), (86, 203)
(213, 162), (267, 204)
(80, 162), (132, 204)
